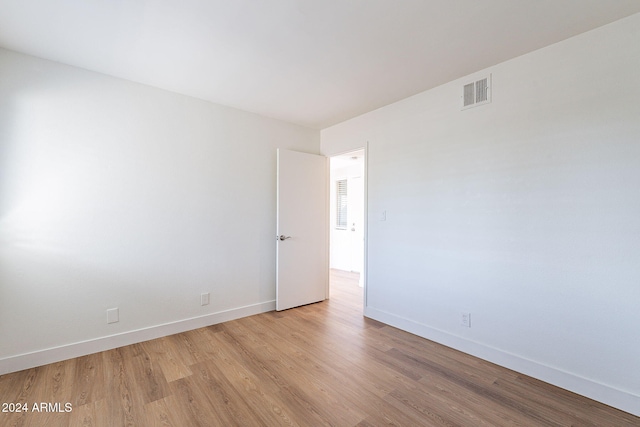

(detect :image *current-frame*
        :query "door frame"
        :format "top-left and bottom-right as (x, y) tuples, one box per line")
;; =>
(328, 145), (368, 308)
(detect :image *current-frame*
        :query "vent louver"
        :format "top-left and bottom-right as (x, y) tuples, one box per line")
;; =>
(463, 83), (475, 107)
(462, 74), (491, 110)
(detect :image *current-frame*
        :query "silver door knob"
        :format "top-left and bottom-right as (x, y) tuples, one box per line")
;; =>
(278, 235), (292, 241)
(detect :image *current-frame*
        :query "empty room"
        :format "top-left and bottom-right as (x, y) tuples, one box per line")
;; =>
(1, 1), (639, 426)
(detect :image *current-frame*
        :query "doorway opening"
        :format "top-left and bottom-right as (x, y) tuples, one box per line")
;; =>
(329, 149), (365, 307)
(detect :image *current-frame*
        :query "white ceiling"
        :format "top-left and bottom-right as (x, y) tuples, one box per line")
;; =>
(331, 149), (365, 170)
(1, 1), (639, 129)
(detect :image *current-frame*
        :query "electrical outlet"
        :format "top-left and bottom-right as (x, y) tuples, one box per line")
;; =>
(107, 308), (119, 324)
(461, 312), (471, 328)
(201, 292), (210, 306)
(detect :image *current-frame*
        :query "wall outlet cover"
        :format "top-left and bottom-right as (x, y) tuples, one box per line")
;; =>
(107, 308), (119, 324)
(461, 312), (471, 328)
(201, 292), (210, 306)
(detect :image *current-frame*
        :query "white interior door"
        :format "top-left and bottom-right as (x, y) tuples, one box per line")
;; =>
(276, 149), (328, 311)
(349, 176), (364, 275)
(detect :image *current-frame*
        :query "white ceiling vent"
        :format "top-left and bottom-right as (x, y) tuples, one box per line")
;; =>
(462, 74), (491, 110)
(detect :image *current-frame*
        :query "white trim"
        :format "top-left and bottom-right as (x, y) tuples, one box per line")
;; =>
(0, 300), (275, 375)
(325, 154), (331, 300)
(363, 142), (369, 303)
(364, 305), (640, 418)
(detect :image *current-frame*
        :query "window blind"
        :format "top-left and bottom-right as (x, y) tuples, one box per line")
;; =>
(336, 179), (348, 229)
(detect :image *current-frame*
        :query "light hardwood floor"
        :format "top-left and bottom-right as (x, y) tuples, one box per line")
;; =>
(1, 269), (638, 426)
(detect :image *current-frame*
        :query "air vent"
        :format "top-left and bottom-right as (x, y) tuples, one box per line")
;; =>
(463, 83), (475, 107)
(461, 74), (491, 110)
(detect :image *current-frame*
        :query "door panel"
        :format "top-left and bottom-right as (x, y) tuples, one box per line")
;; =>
(349, 176), (364, 274)
(276, 149), (328, 311)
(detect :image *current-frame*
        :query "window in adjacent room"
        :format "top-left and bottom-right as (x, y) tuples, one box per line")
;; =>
(336, 179), (348, 229)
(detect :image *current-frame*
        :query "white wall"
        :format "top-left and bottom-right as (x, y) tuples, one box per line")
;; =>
(0, 48), (319, 372)
(321, 14), (640, 416)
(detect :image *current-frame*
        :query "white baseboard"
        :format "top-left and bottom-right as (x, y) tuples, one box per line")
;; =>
(364, 305), (640, 418)
(0, 300), (275, 376)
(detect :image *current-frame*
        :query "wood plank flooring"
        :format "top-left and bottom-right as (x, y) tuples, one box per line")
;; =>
(1, 269), (638, 426)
